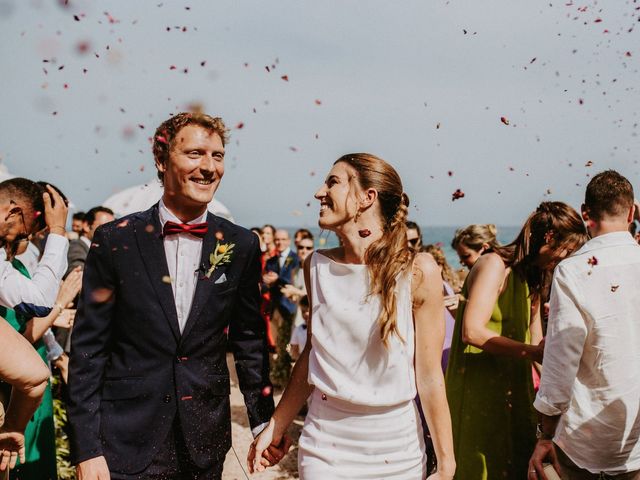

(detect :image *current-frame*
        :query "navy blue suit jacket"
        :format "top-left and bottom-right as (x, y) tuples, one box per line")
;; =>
(265, 250), (299, 316)
(67, 204), (274, 474)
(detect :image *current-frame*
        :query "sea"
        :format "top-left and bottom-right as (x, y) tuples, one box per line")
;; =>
(284, 225), (521, 270)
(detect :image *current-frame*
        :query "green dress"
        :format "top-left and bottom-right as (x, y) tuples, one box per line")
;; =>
(0, 260), (57, 480)
(445, 271), (537, 480)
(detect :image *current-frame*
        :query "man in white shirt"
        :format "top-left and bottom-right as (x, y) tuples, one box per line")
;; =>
(529, 170), (640, 479)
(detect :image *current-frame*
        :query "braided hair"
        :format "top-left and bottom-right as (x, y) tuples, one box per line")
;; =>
(335, 154), (415, 347)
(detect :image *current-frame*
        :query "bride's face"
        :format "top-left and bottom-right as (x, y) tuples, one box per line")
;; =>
(314, 162), (360, 230)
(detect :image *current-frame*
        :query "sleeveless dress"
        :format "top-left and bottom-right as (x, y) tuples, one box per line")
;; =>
(445, 271), (537, 479)
(299, 252), (426, 479)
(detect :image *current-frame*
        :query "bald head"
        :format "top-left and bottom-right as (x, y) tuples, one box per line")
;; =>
(274, 229), (290, 253)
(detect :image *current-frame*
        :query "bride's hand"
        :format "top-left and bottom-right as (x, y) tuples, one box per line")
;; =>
(247, 420), (292, 473)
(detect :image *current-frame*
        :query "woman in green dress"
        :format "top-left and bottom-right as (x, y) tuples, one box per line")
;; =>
(0, 248), (82, 480)
(445, 202), (588, 479)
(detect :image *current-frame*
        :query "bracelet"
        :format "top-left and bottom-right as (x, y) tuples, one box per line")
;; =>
(53, 303), (64, 316)
(49, 225), (66, 234)
(536, 423), (554, 441)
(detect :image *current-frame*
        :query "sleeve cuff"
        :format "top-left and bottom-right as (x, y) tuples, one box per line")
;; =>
(533, 394), (565, 417)
(45, 233), (69, 251)
(251, 422), (269, 438)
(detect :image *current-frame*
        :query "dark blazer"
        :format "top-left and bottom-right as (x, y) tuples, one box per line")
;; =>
(66, 238), (90, 277)
(265, 250), (299, 316)
(67, 204), (274, 474)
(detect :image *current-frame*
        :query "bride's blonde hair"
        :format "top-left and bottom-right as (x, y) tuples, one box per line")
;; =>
(335, 153), (415, 347)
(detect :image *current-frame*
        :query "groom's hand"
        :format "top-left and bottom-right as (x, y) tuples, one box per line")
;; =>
(77, 455), (110, 480)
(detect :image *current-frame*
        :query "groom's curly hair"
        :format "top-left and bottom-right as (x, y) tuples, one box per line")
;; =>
(152, 112), (229, 185)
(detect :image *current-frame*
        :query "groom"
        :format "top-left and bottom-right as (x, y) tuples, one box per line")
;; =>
(68, 112), (274, 479)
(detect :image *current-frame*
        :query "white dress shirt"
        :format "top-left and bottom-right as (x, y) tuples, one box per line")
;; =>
(158, 200), (206, 334)
(0, 233), (68, 315)
(278, 247), (291, 269)
(534, 231), (640, 474)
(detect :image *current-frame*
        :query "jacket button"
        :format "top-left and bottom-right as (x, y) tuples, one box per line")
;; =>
(164, 395), (171, 403)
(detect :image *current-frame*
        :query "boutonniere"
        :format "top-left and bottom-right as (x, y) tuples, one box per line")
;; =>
(205, 241), (235, 278)
(284, 256), (293, 268)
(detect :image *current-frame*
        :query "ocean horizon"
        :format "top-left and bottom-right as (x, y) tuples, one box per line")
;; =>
(278, 225), (521, 270)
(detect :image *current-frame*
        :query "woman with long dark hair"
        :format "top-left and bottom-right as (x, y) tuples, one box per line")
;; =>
(445, 202), (588, 479)
(248, 153), (455, 479)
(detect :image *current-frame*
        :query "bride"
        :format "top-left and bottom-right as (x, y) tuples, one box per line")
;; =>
(247, 153), (455, 479)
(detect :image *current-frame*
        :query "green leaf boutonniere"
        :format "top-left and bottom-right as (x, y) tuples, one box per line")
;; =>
(205, 241), (235, 278)
(284, 256), (293, 268)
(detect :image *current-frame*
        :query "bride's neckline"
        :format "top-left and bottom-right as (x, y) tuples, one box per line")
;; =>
(315, 251), (368, 267)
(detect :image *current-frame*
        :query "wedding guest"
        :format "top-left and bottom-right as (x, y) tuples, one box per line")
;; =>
(288, 295), (309, 361)
(249, 153), (456, 479)
(66, 206), (115, 275)
(529, 171), (640, 479)
(0, 320), (50, 473)
(293, 228), (313, 247)
(446, 202), (587, 479)
(281, 234), (314, 325)
(0, 235), (82, 479)
(71, 212), (85, 236)
(262, 224), (277, 257)
(264, 229), (299, 385)
(451, 223), (500, 269)
(406, 220), (423, 251)
(422, 244), (459, 371)
(0, 179), (69, 318)
(257, 225), (278, 350)
(252, 227), (276, 348)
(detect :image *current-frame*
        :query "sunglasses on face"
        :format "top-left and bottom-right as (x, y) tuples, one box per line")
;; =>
(297, 245), (314, 251)
(408, 238), (420, 246)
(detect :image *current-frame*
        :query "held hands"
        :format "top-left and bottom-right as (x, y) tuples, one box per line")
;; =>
(0, 430), (25, 471)
(77, 455), (110, 480)
(43, 184), (68, 235)
(247, 420), (292, 474)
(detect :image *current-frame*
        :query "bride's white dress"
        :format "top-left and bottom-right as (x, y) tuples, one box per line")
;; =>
(298, 252), (426, 479)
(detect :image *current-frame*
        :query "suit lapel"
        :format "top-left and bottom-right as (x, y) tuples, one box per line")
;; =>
(134, 205), (181, 342)
(180, 214), (234, 342)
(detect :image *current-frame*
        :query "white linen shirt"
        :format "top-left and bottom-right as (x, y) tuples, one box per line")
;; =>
(0, 233), (68, 315)
(534, 231), (640, 474)
(158, 200), (207, 334)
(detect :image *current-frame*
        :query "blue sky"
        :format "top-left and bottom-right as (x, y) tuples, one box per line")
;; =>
(1, 0), (638, 228)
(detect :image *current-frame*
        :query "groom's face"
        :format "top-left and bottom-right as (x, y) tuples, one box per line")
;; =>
(159, 124), (225, 211)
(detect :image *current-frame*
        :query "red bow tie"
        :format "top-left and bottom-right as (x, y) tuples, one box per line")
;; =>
(162, 221), (208, 238)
